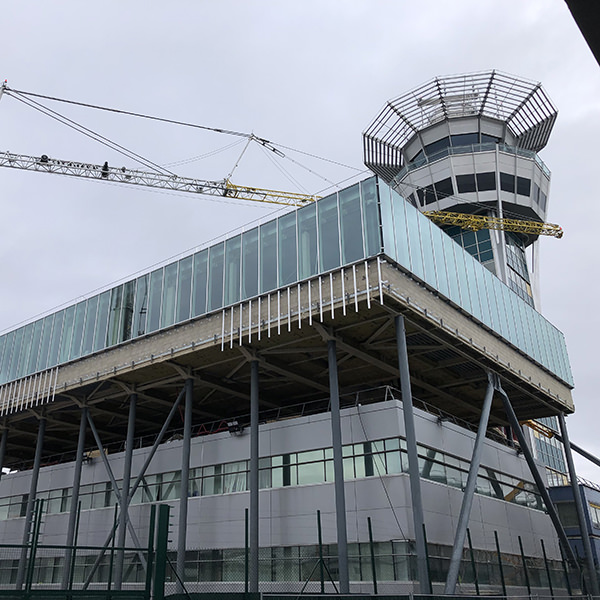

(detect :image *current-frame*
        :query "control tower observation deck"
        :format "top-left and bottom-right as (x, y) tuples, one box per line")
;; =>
(364, 70), (557, 308)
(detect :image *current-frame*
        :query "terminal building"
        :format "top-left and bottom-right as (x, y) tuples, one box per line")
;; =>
(0, 71), (589, 595)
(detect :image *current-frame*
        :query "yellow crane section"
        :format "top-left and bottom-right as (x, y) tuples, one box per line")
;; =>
(424, 210), (563, 239)
(0, 151), (319, 208)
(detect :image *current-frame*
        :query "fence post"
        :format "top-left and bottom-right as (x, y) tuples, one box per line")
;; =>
(317, 510), (325, 593)
(154, 504), (171, 600)
(368, 517), (378, 595)
(245, 508), (249, 594)
(494, 530), (507, 597)
(145, 504), (157, 600)
(108, 503), (118, 591)
(518, 535), (531, 596)
(467, 528), (479, 596)
(541, 538), (554, 599)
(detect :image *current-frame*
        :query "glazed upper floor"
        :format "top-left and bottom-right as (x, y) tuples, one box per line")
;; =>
(0, 176), (573, 387)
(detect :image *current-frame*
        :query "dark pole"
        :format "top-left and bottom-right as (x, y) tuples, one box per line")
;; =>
(62, 404), (87, 589)
(115, 394), (136, 590)
(145, 504), (157, 599)
(177, 380), (193, 593)
(368, 516), (378, 595)
(467, 528), (479, 596)
(445, 374), (495, 594)
(249, 360), (260, 592)
(16, 415), (46, 590)
(541, 538), (555, 599)
(494, 530), (507, 597)
(327, 339), (349, 593)
(499, 390), (578, 565)
(557, 412), (599, 596)
(245, 507), (249, 594)
(317, 510), (325, 593)
(395, 315), (428, 594)
(518, 535), (531, 595)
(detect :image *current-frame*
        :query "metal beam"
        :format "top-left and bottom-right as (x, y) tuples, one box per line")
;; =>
(498, 387), (577, 565)
(328, 339), (349, 594)
(176, 379), (193, 594)
(395, 315), (428, 594)
(558, 413), (599, 596)
(16, 415), (46, 590)
(249, 360), (260, 593)
(62, 405), (87, 589)
(115, 394), (136, 590)
(445, 373), (495, 594)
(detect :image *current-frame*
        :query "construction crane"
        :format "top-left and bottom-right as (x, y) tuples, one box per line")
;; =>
(424, 210), (563, 239)
(0, 150), (319, 207)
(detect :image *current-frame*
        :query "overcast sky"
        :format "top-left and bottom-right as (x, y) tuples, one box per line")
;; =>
(1, 1), (599, 478)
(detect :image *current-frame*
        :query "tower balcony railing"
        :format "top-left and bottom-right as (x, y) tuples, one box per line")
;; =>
(395, 142), (551, 182)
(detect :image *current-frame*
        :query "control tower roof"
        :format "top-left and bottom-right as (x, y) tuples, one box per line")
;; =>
(363, 70), (557, 181)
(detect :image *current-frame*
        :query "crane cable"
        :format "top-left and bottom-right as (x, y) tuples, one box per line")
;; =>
(3, 85), (363, 175)
(4, 88), (174, 176)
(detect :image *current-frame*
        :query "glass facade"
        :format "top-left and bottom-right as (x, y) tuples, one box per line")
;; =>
(0, 176), (573, 387)
(378, 182), (573, 385)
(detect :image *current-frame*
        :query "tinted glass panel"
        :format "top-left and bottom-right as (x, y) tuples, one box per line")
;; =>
(424, 137), (450, 156)
(297, 203), (318, 279)
(176, 256), (193, 323)
(456, 174), (476, 193)
(28, 320), (44, 373)
(93, 292), (111, 352)
(318, 194), (341, 271)
(260, 222), (277, 293)
(500, 172), (515, 193)
(224, 235), (242, 305)
(192, 250), (208, 317)
(208, 243), (225, 311)
(70, 302), (87, 360)
(0, 332), (14, 382)
(17, 324), (33, 378)
(107, 286), (124, 347)
(161, 263), (178, 328)
(147, 269), (163, 333)
(517, 176), (531, 196)
(48, 310), (65, 366)
(8, 328), (24, 380)
(476, 172), (496, 191)
(339, 184), (364, 264)
(121, 280), (135, 342)
(361, 178), (381, 257)
(132, 275), (149, 337)
(82, 295), (98, 355)
(59, 306), (76, 364)
(451, 133), (478, 146)
(434, 177), (454, 200)
(241, 229), (259, 299)
(278, 213), (297, 286)
(37, 316), (53, 371)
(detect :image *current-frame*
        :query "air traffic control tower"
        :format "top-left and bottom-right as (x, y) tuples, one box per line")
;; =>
(364, 70), (557, 308)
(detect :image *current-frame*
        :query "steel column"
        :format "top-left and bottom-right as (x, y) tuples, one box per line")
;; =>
(16, 415), (46, 590)
(558, 412), (599, 596)
(499, 389), (578, 565)
(62, 405), (88, 589)
(115, 394), (136, 590)
(249, 360), (260, 592)
(445, 374), (495, 594)
(328, 339), (349, 594)
(395, 315), (428, 593)
(176, 379), (193, 594)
